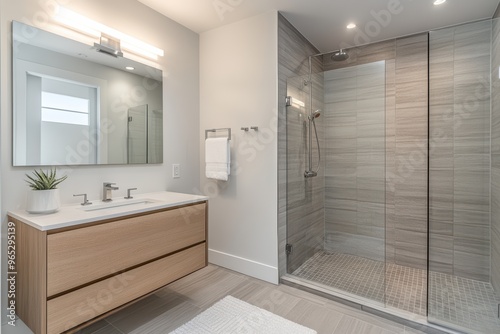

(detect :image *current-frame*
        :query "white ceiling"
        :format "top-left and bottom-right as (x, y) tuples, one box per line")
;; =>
(138, 0), (500, 53)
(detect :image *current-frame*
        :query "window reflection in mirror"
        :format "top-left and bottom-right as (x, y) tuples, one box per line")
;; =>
(38, 77), (98, 165)
(12, 21), (163, 166)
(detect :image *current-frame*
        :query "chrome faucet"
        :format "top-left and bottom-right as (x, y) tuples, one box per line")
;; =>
(102, 182), (119, 202)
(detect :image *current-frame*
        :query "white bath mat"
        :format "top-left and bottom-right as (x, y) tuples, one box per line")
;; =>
(169, 295), (317, 334)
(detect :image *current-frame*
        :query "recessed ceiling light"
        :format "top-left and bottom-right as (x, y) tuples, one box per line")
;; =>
(347, 23), (356, 29)
(125, 66), (135, 71)
(433, 0), (446, 5)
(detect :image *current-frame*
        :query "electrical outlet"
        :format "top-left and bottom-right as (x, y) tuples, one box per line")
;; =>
(172, 164), (180, 179)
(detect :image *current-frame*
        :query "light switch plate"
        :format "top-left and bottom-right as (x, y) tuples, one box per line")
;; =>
(172, 164), (180, 178)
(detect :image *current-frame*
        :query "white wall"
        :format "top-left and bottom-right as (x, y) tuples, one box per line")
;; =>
(1, 0), (200, 324)
(200, 11), (279, 284)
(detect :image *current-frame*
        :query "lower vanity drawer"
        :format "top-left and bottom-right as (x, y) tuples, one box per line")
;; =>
(46, 243), (206, 334)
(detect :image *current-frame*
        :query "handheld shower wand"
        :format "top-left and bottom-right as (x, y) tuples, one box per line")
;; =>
(303, 55), (322, 178)
(304, 109), (321, 178)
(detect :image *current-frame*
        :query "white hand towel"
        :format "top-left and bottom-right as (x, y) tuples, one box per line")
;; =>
(205, 138), (230, 181)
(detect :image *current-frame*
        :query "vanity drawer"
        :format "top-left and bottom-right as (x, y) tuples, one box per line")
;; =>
(47, 243), (206, 334)
(47, 203), (206, 297)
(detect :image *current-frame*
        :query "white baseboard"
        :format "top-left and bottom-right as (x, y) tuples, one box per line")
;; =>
(208, 249), (279, 284)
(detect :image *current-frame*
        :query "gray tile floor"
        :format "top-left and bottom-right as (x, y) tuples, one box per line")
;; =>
(292, 251), (427, 316)
(65, 264), (427, 334)
(292, 250), (500, 333)
(5, 263), (494, 334)
(429, 272), (500, 333)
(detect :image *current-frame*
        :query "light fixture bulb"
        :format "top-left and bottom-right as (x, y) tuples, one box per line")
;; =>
(347, 23), (356, 29)
(433, 0), (446, 5)
(53, 5), (164, 60)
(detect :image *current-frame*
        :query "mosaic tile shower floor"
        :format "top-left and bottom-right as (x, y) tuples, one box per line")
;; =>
(429, 272), (500, 333)
(292, 250), (500, 332)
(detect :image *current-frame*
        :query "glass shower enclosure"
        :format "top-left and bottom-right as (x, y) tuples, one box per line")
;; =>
(284, 17), (500, 334)
(428, 19), (500, 333)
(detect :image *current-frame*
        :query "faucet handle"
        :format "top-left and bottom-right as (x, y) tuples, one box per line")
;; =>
(74, 193), (92, 206)
(125, 188), (137, 199)
(104, 182), (119, 190)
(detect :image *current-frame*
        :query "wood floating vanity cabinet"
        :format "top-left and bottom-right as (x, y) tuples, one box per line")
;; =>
(10, 199), (208, 334)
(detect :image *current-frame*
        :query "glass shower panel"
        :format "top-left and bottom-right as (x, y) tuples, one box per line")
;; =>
(286, 73), (325, 274)
(286, 61), (386, 307)
(322, 62), (386, 305)
(323, 62), (386, 264)
(429, 19), (500, 333)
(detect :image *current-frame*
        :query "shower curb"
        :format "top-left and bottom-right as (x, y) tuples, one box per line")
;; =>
(281, 275), (463, 334)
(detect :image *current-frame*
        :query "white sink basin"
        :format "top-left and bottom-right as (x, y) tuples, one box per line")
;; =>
(80, 198), (160, 212)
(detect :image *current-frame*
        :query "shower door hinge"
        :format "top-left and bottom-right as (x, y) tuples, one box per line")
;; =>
(128, 116), (133, 122)
(286, 244), (293, 255)
(285, 96), (292, 107)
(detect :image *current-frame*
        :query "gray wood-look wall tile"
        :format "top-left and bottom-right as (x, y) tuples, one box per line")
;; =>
(429, 210), (453, 233)
(278, 13), (324, 276)
(429, 169), (453, 208)
(429, 76), (454, 107)
(454, 237), (490, 256)
(323, 58), (386, 260)
(453, 251), (490, 282)
(492, 17), (500, 293)
(395, 109), (428, 141)
(429, 246), (453, 274)
(430, 21), (492, 281)
(386, 59), (397, 265)
(429, 116), (453, 170)
(395, 81), (428, 109)
(453, 154), (490, 213)
(393, 34), (429, 270)
(492, 227), (500, 292)
(322, 33), (431, 270)
(395, 242), (427, 269)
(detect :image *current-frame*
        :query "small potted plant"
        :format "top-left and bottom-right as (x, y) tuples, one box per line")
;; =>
(25, 168), (67, 214)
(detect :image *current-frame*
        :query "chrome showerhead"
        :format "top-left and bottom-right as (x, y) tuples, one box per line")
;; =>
(331, 49), (349, 61)
(309, 110), (321, 120)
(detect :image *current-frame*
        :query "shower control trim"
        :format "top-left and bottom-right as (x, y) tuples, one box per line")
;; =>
(304, 170), (318, 178)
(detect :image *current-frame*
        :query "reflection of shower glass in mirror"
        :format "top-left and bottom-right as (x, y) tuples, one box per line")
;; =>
(126, 105), (163, 164)
(12, 21), (163, 166)
(148, 109), (163, 164)
(127, 105), (147, 164)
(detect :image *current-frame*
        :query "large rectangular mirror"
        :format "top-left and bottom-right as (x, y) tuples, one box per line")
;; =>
(12, 21), (163, 166)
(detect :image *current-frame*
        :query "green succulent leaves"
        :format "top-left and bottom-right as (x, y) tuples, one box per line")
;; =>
(25, 168), (67, 190)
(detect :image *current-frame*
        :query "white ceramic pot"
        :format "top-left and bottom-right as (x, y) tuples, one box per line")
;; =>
(26, 189), (61, 214)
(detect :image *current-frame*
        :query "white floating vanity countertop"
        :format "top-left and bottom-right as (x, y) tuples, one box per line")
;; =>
(8, 191), (208, 231)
